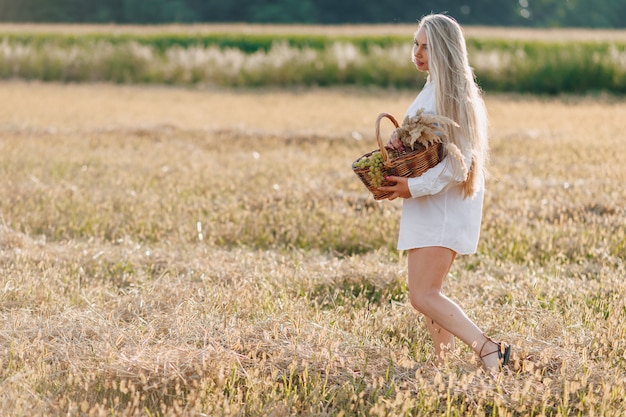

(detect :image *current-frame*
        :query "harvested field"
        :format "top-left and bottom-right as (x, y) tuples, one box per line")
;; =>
(1, 81), (625, 415)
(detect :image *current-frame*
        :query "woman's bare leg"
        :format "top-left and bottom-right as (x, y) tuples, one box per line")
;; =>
(424, 315), (454, 364)
(407, 247), (501, 370)
(421, 254), (455, 363)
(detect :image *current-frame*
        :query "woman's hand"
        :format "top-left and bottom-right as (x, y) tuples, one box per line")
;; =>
(378, 176), (411, 200)
(386, 131), (403, 151)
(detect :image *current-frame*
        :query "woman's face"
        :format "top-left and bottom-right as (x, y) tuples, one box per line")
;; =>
(412, 28), (429, 72)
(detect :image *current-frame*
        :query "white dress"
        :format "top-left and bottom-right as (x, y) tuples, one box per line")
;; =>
(397, 78), (485, 255)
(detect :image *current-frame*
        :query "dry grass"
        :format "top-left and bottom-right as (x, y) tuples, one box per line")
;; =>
(1, 82), (626, 416)
(2, 23), (626, 42)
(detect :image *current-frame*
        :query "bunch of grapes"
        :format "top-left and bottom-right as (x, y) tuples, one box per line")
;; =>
(355, 151), (385, 187)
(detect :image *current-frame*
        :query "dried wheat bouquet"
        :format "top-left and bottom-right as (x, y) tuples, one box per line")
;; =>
(394, 108), (459, 152)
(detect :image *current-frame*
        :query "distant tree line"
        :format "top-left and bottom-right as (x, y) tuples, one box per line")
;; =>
(1, 0), (625, 28)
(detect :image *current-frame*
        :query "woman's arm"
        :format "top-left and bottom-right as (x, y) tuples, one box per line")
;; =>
(378, 147), (472, 200)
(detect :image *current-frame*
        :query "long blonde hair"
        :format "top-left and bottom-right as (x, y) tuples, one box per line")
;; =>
(417, 14), (489, 197)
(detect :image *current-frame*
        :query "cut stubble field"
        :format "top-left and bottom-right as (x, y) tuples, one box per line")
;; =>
(1, 81), (625, 415)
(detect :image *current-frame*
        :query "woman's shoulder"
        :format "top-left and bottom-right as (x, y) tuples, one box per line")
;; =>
(406, 83), (436, 117)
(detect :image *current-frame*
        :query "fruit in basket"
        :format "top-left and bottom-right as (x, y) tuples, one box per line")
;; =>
(354, 151), (385, 187)
(352, 110), (460, 197)
(368, 152), (385, 187)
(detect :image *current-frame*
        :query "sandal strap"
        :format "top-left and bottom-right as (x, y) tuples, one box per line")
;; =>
(480, 346), (502, 359)
(479, 334), (512, 367)
(479, 334), (504, 359)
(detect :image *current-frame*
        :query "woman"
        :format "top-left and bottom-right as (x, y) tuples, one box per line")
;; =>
(378, 14), (511, 371)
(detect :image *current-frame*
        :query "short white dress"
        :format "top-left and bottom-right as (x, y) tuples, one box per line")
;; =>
(397, 78), (485, 255)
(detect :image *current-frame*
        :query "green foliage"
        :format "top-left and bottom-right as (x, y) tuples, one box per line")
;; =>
(469, 39), (626, 94)
(1, 31), (626, 94)
(1, 0), (626, 27)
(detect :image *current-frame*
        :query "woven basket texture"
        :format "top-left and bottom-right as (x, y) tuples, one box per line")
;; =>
(352, 113), (443, 200)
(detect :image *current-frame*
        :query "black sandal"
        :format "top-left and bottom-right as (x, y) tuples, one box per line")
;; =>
(479, 334), (511, 368)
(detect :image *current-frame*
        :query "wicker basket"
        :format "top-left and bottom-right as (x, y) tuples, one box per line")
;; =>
(352, 112), (443, 200)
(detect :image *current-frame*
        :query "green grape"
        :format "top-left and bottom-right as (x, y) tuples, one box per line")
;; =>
(356, 152), (386, 187)
(367, 151), (385, 187)
(355, 155), (371, 169)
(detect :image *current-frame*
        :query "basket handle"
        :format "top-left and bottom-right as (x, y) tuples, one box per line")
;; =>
(375, 112), (400, 163)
